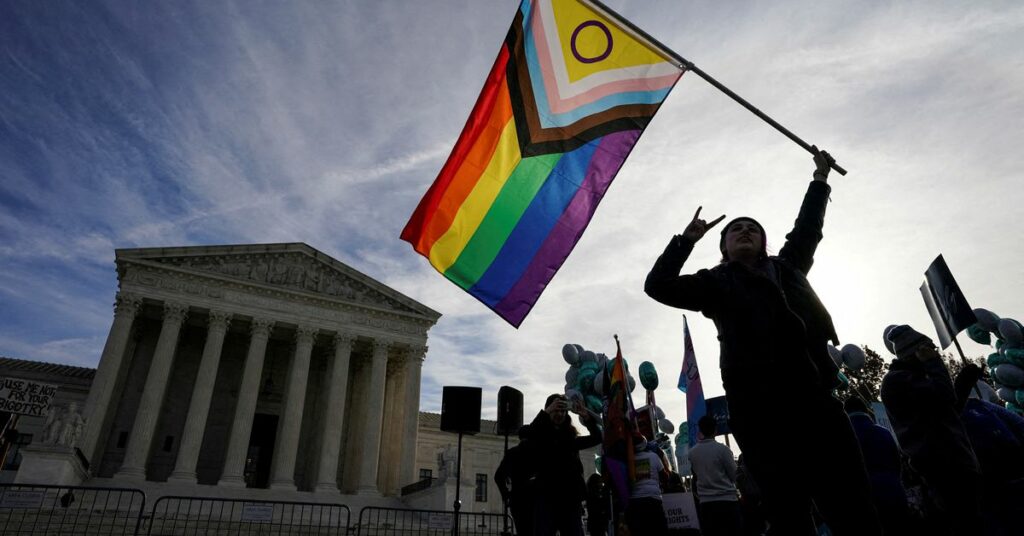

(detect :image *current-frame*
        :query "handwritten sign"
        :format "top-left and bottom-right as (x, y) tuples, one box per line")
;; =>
(663, 492), (700, 530)
(0, 377), (58, 417)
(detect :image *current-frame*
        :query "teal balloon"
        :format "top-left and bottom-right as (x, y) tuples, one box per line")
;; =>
(988, 352), (1009, 369)
(1008, 401), (1024, 415)
(579, 361), (600, 373)
(577, 369), (597, 392)
(586, 394), (602, 414)
(837, 370), (851, 387)
(639, 361), (659, 390)
(1016, 390), (1024, 408)
(967, 324), (992, 346)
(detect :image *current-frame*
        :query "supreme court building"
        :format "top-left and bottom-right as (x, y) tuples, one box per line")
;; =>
(63, 243), (440, 500)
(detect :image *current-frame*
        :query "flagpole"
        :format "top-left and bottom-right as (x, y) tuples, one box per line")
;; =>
(586, 0), (847, 176)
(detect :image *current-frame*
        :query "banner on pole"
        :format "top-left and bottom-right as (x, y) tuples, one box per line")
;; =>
(921, 254), (976, 349)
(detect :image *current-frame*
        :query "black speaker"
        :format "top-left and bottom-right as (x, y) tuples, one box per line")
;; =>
(441, 386), (482, 434)
(496, 386), (523, 435)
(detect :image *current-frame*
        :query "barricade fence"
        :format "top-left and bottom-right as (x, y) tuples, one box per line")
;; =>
(0, 483), (146, 536)
(355, 507), (513, 536)
(148, 496), (350, 536)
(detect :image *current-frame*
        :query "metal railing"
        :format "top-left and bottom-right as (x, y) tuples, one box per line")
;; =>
(147, 495), (350, 535)
(355, 507), (512, 536)
(0, 483), (146, 535)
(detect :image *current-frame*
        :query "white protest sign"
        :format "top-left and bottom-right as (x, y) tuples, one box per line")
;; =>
(0, 490), (46, 509)
(427, 512), (453, 529)
(663, 492), (700, 530)
(0, 377), (58, 417)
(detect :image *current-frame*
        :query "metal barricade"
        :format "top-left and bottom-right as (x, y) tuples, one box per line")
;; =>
(0, 483), (146, 535)
(355, 507), (513, 536)
(147, 495), (350, 535)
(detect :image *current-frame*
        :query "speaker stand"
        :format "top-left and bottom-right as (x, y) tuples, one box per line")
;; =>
(452, 431), (464, 536)
(501, 432), (511, 536)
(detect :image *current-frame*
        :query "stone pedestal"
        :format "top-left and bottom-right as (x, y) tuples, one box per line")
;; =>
(14, 445), (89, 486)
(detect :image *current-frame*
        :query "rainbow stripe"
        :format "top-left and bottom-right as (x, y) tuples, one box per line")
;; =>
(402, 0), (683, 327)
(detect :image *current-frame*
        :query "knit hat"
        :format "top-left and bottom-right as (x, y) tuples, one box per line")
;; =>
(719, 217), (767, 260)
(885, 325), (934, 360)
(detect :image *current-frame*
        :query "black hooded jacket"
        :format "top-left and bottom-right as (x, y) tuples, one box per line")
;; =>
(645, 181), (839, 389)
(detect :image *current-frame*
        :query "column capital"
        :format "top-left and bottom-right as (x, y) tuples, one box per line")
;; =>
(295, 325), (319, 345)
(332, 331), (355, 351)
(405, 345), (428, 364)
(113, 292), (143, 318)
(207, 310), (233, 331)
(386, 354), (407, 376)
(250, 317), (275, 338)
(162, 301), (189, 324)
(371, 338), (395, 354)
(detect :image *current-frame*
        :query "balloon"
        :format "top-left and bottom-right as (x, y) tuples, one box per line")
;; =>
(974, 308), (1001, 332)
(596, 353), (609, 365)
(577, 370), (597, 393)
(1007, 401), (1024, 415)
(627, 375), (636, 393)
(579, 361), (600, 373)
(997, 387), (1016, 403)
(639, 361), (659, 390)
(1016, 390), (1024, 408)
(580, 350), (597, 364)
(837, 370), (850, 387)
(562, 343), (580, 365)
(967, 324), (992, 346)
(994, 363), (1024, 388)
(586, 394), (602, 414)
(988, 352), (1009, 369)
(653, 405), (666, 420)
(882, 325), (899, 355)
(565, 367), (579, 386)
(565, 388), (583, 403)
(841, 344), (866, 370)
(1005, 349), (1024, 367)
(827, 344), (843, 367)
(659, 418), (675, 434)
(998, 318), (1024, 347)
(593, 370), (605, 396)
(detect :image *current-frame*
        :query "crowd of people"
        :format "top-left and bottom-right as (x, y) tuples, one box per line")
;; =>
(494, 150), (1024, 535)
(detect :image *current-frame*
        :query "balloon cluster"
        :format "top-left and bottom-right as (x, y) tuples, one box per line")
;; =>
(827, 343), (868, 389)
(561, 343), (614, 416)
(968, 309), (1024, 413)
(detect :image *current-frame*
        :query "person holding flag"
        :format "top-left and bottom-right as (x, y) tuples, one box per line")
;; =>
(644, 149), (881, 536)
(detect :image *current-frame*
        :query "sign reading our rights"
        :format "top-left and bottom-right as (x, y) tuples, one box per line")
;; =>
(0, 377), (58, 417)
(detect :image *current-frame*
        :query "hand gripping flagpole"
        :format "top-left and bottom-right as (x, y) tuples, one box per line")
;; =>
(587, 0), (847, 176)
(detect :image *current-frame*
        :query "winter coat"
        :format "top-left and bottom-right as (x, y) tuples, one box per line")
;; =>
(848, 412), (908, 511)
(526, 410), (602, 505)
(644, 181), (839, 388)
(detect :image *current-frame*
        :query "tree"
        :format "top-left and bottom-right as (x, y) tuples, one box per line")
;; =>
(943, 353), (989, 384)
(835, 346), (887, 403)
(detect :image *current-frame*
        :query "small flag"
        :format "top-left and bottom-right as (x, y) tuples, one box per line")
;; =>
(603, 336), (636, 504)
(401, 0), (684, 327)
(678, 316), (706, 447)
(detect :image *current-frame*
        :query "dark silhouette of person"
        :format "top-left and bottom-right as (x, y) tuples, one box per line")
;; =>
(527, 393), (601, 536)
(645, 148), (881, 536)
(843, 397), (912, 535)
(688, 416), (741, 536)
(495, 424), (535, 535)
(880, 325), (984, 536)
(585, 473), (609, 536)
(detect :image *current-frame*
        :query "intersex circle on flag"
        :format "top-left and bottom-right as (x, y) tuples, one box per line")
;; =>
(570, 20), (612, 64)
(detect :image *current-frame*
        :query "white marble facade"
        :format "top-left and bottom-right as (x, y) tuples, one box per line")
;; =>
(76, 243), (440, 496)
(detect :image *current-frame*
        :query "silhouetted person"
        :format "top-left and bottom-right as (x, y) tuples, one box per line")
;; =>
(627, 433), (670, 535)
(880, 325), (984, 536)
(495, 424), (535, 535)
(843, 397), (911, 536)
(585, 473), (609, 536)
(688, 416), (741, 536)
(645, 149), (881, 536)
(527, 394), (601, 536)
(735, 454), (765, 536)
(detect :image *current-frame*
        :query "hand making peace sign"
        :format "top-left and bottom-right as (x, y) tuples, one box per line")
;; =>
(682, 206), (726, 242)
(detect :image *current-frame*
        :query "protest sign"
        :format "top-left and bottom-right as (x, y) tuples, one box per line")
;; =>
(663, 492), (700, 530)
(0, 377), (58, 417)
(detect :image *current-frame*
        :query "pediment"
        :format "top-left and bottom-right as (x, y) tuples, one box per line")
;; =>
(116, 243), (439, 320)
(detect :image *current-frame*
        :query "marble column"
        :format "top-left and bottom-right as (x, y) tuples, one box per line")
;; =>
(116, 301), (189, 480)
(378, 355), (406, 495)
(269, 325), (318, 491)
(219, 318), (274, 487)
(398, 346), (426, 488)
(168, 310), (232, 483)
(356, 339), (390, 496)
(79, 292), (142, 469)
(313, 332), (353, 493)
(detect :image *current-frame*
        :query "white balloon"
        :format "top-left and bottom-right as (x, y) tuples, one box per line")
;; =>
(653, 405), (666, 420)
(998, 318), (1024, 347)
(580, 350), (597, 363)
(573, 344), (585, 357)
(562, 344), (580, 365)
(842, 344), (867, 371)
(882, 325), (899, 355)
(659, 418), (675, 434)
(565, 388), (583, 403)
(565, 367), (579, 385)
(627, 375), (636, 393)
(597, 353), (609, 364)
(974, 308), (1001, 332)
(997, 386), (1016, 403)
(827, 344), (843, 367)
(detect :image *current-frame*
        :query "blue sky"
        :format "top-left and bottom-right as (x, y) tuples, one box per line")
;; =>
(2, 0), (1023, 433)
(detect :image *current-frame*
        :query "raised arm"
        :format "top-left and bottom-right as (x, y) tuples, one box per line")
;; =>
(644, 207), (725, 312)
(777, 148), (835, 274)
